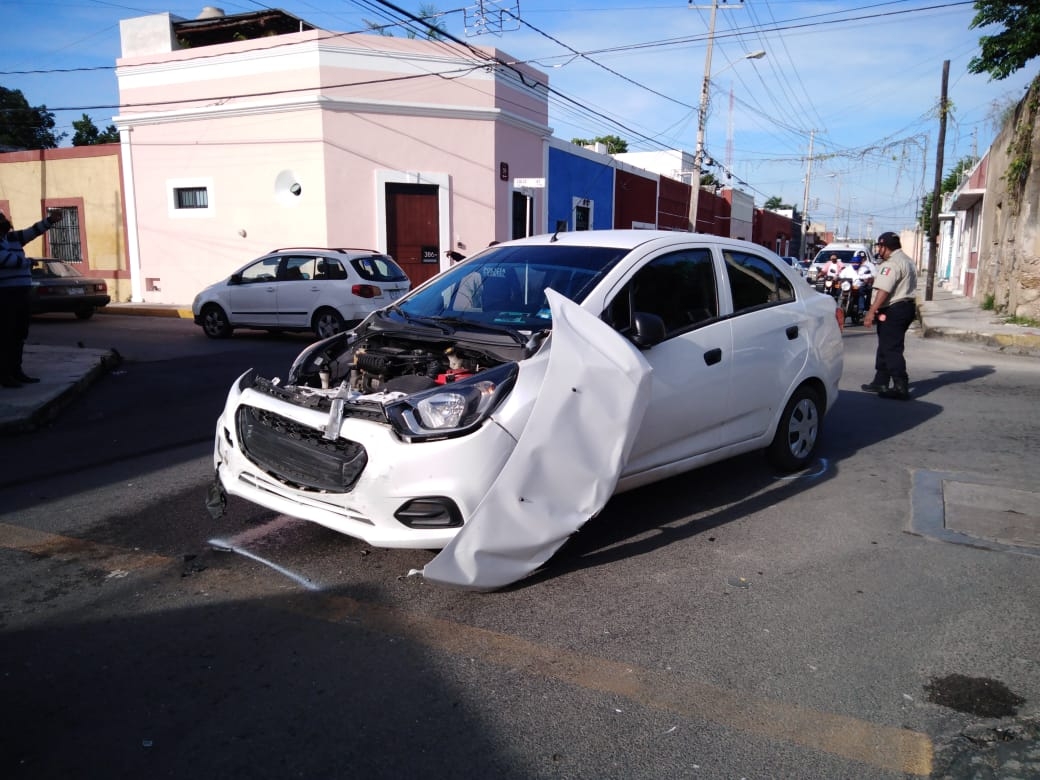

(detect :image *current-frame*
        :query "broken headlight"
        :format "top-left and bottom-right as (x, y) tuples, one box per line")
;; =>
(384, 362), (518, 441)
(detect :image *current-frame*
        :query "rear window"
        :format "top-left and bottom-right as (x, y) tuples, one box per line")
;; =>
(351, 255), (409, 282)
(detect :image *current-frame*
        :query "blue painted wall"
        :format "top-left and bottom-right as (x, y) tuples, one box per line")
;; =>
(547, 146), (615, 231)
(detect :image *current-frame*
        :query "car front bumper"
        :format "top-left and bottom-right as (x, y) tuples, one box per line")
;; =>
(213, 375), (518, 549)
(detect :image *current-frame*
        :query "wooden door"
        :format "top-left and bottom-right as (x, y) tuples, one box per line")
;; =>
(386, 184), (440, 286)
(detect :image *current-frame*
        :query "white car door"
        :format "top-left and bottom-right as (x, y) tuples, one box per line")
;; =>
(718, 249), (807, 445)
(604, 247), (734, 476)
(275, 255), (319, 329)
(227, 255), (281, 327)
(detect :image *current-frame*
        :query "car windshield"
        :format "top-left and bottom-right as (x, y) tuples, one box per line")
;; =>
(813, 250), (858, 264)
(396, 244), (628, 331)
(350, 254), (409, 282)
(32, 260), (83, 278)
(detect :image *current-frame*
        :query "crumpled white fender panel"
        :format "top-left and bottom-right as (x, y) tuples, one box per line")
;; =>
(420, 289), (652, 590)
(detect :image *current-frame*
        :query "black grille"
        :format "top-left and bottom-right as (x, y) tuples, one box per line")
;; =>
(236, 406), (367, 493)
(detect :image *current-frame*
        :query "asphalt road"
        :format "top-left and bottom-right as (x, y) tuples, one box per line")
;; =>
(1, 315), (1038, 779)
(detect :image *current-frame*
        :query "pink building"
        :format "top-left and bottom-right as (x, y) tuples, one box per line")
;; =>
(115, 8), (550, 304)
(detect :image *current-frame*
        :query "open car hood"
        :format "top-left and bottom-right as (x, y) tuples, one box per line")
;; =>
(419, 289), (652, 590)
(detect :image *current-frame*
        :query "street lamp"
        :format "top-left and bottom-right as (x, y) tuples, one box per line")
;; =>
(688, 48), (765, 232)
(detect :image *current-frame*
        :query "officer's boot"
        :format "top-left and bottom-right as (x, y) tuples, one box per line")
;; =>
(879, 377), (910, 400)
(861, 373), (890, 393)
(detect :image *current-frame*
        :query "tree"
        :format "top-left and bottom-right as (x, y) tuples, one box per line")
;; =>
(918, 156), (978, 231)
(764, 196), (791, 210)
(0, 86), (65, 149)
(364, 3), (447, 39)
(968, 1), (1040, 80)
(71, 114), (120, 146)
(570, 135), (629, 154)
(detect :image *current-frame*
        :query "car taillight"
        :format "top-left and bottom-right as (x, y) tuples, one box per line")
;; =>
(36, 285), (57, 296)
(351, 284), (381, 299)
(94, 282), (107, 292)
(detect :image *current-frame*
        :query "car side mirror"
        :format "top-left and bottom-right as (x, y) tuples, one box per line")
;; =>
(629, 311), (667, 349)
(228, 273), (242, 285)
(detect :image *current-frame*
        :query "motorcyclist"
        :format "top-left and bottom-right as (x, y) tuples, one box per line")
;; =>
(821, 254), (844, 279)
(854, 250), (876, 312)
(837, 259), (862, 316)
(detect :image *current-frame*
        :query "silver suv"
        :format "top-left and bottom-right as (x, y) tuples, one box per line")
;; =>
(193, 248), (411, 339)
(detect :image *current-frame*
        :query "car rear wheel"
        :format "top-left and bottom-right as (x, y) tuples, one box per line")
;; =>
(75, 307), (95, 320)
(766, 385), (822, 471)
(313, 308), (346, 339)
(200, 304), (233, 338)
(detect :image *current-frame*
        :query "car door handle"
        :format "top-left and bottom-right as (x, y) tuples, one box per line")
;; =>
(786, 325), (799, 340)
(703, 347), (722, 366)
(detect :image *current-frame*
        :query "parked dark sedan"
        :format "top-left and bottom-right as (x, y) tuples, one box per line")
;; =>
(30, 258), (111, 319)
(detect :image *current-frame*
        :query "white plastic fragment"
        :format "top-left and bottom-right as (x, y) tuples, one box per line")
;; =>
(420, 290), (652, 589)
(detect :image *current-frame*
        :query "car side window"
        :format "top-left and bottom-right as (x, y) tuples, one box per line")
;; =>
(314, 259), (347, 280)
(605, 249), (718, 337)
(240, 257), (281, 283)
(281, 255), (315, 281)
(723, 251), (794, 313)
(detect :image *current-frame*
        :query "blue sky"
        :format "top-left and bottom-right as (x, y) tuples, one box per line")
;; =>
(3, 0), (1036, 236)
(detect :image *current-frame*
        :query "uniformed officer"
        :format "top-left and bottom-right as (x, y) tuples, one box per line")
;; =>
(862, 231), (917, 400)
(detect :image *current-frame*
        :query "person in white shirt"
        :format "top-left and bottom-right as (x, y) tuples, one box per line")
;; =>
(854, 251), (876, 312)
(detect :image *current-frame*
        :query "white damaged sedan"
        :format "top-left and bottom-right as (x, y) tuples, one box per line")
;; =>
(210, 230), (843, 588)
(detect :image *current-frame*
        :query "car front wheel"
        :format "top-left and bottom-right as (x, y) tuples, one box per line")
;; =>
(200, 304), (233, 338)
(766, 385), (822, 471)
(313, 308), (346, 339)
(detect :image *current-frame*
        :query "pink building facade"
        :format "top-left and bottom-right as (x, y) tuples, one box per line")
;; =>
(115, 11), (550, 304)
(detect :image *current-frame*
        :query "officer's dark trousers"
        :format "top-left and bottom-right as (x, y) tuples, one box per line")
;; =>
(873, 298), (916, 382)
(0, 285), (31, 378)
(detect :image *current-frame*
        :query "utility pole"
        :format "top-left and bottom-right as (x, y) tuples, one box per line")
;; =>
(800, 130), (815, 259)
(688, 0), (719, 233)
(686, 1), (756, 233)
(926, 60), (949, 302)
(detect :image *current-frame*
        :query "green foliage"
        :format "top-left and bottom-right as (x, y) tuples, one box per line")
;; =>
(764, 196), (791, 210)
(919, 156), (985, 231)
(968, 1), (1040, 80)
(942, 156), (978, 191)
(1002, 76), (1039, 211)
(365, 3), (447, 39)
(0, 86), (65, 149)
(918, 193), (934, 232)
(570, 135), (629, 154)
(982, 294), (996, 310)
(71, 114), (120, 146)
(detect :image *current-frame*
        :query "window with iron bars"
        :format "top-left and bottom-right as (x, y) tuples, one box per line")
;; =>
(174, 187), (209, 209)
(46, 206), (82, 263)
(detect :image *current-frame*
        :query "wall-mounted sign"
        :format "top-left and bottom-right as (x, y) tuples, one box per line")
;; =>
(499, 162), (509, 181)
(421, 246), (439, 264)
(513, 178), (545, 189)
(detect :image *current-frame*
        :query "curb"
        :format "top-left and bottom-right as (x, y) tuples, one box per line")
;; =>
(98, 306), (194, 319)
(921, 324), (1040, 357)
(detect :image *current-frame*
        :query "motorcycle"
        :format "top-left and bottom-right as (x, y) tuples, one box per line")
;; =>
(816, 275), (839, 300)
(836, 278), (863, 325)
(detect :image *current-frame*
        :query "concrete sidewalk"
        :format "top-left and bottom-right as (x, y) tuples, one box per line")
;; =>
(2, 289), (1038, 435)
(917, 287), (1040, 356)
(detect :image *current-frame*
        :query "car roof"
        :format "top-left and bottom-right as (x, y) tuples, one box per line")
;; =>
(267, 247), (384, 255)
(500, 229), (783, 257)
